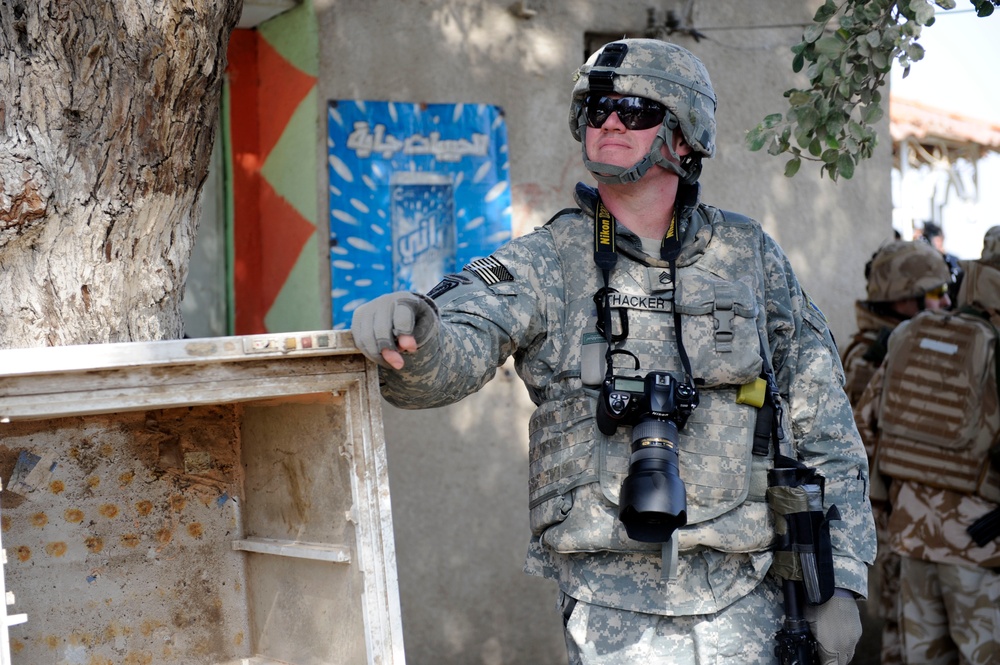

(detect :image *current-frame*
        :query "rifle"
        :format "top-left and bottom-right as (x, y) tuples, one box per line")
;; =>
(757, 366), (838, 664)
(768, 466), (826, 665)
(774, 576), (818, 665)
(753, 329), (840, 664)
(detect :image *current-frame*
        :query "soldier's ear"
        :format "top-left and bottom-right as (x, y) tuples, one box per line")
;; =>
(674, 133), (692, 157)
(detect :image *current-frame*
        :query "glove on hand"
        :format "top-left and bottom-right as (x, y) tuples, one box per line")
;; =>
(351, 292), (439, 369)
(804, 592), (862, 665)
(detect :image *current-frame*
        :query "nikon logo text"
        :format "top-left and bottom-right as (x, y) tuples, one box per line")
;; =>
(598, 216), (612, 246)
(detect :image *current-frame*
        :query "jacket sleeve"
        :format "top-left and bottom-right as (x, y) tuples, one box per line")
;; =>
(853, 365), (891, 504)
(762, 235), (877, 598)
(376, 227), (558, 409)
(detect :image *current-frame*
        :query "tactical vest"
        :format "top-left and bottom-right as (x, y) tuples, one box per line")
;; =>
(876, 304), (1000, 504)
(842, 327), (893, 405)
(526, 206), (782, 554)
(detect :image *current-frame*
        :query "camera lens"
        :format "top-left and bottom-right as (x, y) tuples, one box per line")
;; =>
(618, 417), (687, 543)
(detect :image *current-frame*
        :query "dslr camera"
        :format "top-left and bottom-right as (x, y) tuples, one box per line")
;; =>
(596, 371), (698, 543)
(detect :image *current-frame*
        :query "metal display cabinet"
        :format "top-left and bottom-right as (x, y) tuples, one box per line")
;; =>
(0, 331), (404, 665)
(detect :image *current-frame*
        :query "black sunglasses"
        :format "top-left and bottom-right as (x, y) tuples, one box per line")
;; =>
(584, 95), (667, 131)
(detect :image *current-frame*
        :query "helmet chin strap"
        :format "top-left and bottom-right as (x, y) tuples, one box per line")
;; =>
(579, 114), (696, 185)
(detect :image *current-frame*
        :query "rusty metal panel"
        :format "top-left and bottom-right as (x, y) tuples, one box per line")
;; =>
(0, 331), (404, 665)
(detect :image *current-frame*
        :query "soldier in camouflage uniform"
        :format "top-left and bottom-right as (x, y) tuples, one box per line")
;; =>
(353, 39), (876, 664)
(840, 240), (951, 665)
(854, 226), (1000, 665)
(841, 240), (952, 405)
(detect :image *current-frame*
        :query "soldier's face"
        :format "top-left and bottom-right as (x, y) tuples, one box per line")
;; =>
(922, 283), (951, 311)
(585, 100), (661, 170)
(584, 94), (691, 175)
(923, 292), (951, 311)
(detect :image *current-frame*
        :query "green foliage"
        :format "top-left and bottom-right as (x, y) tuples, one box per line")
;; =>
(747, 0), (995, 181)
(971, 0), (1000, 15)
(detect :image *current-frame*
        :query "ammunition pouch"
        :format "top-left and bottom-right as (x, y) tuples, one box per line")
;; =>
(766, 465), (839, 605)
(968, 440), (1000, 547)
(968, 507), (1000, 547)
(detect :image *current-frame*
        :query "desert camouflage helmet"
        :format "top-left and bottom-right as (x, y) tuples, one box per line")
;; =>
(569, 38), (717, 185)
(981, 225), (1000, 268)
(866, 240), (951, 302)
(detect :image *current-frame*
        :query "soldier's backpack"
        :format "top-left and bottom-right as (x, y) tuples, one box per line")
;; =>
(875, 306), (1000, 503)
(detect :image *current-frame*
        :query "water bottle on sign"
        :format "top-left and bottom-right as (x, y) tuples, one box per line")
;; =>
(390, 171), (456, 294)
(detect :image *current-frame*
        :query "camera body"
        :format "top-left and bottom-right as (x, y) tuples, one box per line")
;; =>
(596, 371), (698, 543)
(596, 371), (697, 436)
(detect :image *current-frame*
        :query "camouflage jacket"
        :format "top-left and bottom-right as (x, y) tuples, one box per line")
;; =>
(854, 366), (1000, 569)
(380, 184), (875, 615)
(841, 301), (900, 406)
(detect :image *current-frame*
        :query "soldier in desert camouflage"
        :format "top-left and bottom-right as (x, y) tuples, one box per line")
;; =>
(840, 239), (952, 665)
(855, 226), (1000, 665)
(841, 240), (953, 405)
(353, 39), (875, 664)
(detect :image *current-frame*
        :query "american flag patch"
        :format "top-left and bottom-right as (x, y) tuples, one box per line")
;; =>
(464, 256), (514, 285)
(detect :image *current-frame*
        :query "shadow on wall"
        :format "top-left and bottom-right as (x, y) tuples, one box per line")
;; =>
(380, 360), (567, 665)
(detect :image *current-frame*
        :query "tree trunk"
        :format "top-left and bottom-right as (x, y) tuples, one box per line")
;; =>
(0, 0), (242, 348)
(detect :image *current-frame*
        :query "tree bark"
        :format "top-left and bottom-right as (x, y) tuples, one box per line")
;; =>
(0, 0), (242, 348)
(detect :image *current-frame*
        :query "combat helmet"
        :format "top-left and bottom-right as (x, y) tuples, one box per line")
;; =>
(980, 225), (1000, 269)
(569, 38), (717, 185)
(865, 240), (951, 302)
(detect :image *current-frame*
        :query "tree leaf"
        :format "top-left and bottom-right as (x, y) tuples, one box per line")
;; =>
(784, 157), (802, 177)
(763, 113), (784, 129)
(815, 35), (846, 58)
(871, 50), (889, 71)
(909, 0), (935, 24)
(789, 91), (813, 106)
(804, 23), (825, 43)
(813, 0), (838, 22)
(863, 103), (884, 124)
(838, 153), (856, 179)
(745, 125), (768, 152)
(906, 42), (926, 61)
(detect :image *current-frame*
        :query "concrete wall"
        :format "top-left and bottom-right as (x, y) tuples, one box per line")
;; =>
(312, 1), (893, 663)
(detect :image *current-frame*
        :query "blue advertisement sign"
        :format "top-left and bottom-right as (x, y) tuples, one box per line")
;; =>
(327, 100), (512, 328)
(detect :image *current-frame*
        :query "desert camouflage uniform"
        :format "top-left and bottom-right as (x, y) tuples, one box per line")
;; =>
(855, 232), (1000, 664)
(842, 301), (902, 664)
(379, 183), (876, 661)
(840, 301), (898, 406)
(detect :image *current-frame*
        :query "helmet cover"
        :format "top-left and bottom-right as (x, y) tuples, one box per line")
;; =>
(569, 38), (717, 159)
(866, 240), (951, 302)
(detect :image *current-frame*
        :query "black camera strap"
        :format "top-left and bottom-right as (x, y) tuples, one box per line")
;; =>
(593, 199), (619, 381)
(754, 325), (787, 458)
(592, 198), (695, 384)
(660, 222), (695, 385)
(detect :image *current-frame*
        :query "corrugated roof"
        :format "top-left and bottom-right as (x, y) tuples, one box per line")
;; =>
(890, 95), (1000, 151)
